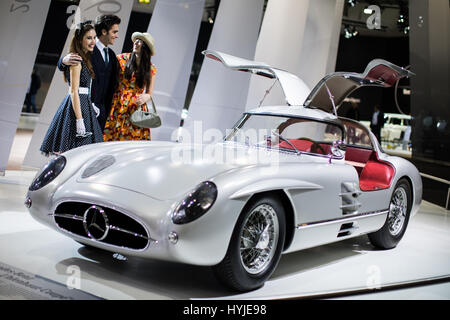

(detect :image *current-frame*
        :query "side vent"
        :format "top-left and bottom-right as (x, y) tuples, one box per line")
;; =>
(340, 182), (362, 215)
(338, 222), (359, 237)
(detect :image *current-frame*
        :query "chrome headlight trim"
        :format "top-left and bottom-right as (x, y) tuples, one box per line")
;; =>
(29, 155), (66, 191)
(172, 181), (218, 225)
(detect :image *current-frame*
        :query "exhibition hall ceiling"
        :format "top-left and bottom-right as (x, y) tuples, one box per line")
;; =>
(342, 0), (410, 38)
(58, 0), (410, 38)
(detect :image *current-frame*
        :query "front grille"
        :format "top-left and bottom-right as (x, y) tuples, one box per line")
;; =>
(54, 202), (149, 250)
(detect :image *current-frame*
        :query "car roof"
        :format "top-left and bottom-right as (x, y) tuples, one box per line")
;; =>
(384, 113), (411, 119)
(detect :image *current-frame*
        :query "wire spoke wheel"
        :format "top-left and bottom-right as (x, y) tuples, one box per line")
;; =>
(213, 196), (285, 291)
(239, 204), (279, 274)
(368, 178), (412, 250)
(388, 186), (408, 236)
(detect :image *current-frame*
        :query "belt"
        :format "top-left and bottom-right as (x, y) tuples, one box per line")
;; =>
(69, 87), (89, 95)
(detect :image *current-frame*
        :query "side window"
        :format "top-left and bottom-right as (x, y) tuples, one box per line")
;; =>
(344, 122), (372, 148)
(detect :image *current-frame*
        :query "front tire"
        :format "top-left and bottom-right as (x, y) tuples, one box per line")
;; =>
(368, 178), (412, 249)
(213, 196), (286, 292)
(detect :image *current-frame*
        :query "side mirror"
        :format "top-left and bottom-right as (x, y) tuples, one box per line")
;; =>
(329, 140), (345, 163)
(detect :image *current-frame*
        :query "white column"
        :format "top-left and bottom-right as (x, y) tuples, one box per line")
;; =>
(246, 0), (311, 109)
(23, 0), (134, 169)
(246, 0), (344, 109)
(147, 0), (205, 141)
(298, 0), (345, 88)
(0, 0), (51, 174)
(183, 0), (264, 137)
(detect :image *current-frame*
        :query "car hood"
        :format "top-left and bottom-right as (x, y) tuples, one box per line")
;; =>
(76, 141), (284, 201)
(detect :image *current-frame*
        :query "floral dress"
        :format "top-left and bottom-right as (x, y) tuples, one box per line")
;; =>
(103, 53), (156, 141)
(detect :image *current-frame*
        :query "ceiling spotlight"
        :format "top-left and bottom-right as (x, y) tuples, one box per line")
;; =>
(344, 25), (358, 39)
(397, 8), (409, 34)
(208, 16), (214, 24)
(363, 8), (373, 14)
(348, 0), (356, 7)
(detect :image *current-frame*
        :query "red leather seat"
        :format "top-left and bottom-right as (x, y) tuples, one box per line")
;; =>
(359, 159), (395, 191)
(279, 140), (313, 152)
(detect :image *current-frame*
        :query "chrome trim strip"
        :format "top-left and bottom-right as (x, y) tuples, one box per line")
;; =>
(296, 209), (388, 229)
(50, 212), (157, 243)
(52, 213), (84, 221)
(340, 203), (362, 209)
(109, 225), (157, 242)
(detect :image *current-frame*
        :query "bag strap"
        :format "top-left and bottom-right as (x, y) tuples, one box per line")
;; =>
(149, 96), (157, 114)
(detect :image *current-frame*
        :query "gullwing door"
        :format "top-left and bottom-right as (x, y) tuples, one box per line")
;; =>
(303, 59), (415, 114)
(203, 50), (310, 106)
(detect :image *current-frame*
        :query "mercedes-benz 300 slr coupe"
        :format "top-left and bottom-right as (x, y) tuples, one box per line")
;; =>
(25, 51), (421, 292)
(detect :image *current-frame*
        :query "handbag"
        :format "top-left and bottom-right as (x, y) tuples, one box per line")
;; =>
(130, 96), (161, 128)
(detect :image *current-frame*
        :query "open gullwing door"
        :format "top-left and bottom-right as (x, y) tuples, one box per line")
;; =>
(203, 50), (310, 106)
(303, 59), (415, 114)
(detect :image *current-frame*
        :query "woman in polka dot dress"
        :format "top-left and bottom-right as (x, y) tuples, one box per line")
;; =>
(40, 22), (103, 156)
(103, 32), (156, 141)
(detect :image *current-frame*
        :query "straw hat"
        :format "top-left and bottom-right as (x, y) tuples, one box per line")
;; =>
(131, 32), (155, 56)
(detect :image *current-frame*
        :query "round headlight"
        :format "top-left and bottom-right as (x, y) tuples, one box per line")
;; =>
(172, 181), (218, 224)
(29, 156), (66, 191)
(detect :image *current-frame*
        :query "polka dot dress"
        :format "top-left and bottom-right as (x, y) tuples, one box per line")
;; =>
(40, 60), (103, 155)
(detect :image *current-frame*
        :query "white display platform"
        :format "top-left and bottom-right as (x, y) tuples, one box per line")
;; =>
(0, 170), (449, 300)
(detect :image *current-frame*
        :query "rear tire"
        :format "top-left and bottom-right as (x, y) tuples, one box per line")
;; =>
(213, 196), (286, 292)
(368, 178), (412, 249)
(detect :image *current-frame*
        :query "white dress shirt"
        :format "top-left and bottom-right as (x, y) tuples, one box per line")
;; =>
(372, 110), (379, 125)
(96, 40), (109, 62)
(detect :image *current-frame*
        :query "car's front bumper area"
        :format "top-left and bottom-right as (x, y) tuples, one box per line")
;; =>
(25, 180), (232, 266)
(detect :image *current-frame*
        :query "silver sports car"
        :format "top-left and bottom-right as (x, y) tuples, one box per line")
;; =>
(25, 51), (421, 291)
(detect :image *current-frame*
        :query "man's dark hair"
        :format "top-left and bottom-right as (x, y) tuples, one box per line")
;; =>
(95, 14), (121, 36)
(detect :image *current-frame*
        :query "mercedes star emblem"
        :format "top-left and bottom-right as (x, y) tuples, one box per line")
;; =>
(83, 205), (109, 241)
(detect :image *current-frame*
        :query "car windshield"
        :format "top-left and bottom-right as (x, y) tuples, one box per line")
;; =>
(225, 114), (343, 156)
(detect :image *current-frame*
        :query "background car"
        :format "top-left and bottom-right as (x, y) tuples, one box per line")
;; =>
(381, 113), (412, 142)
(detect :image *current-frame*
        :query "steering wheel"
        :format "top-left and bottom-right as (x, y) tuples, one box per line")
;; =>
(296, 137), (327, 155)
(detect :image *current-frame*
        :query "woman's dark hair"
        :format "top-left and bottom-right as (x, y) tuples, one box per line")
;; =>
(124, 42), (152, 90)
(67, 22), (96, 80)
(95, 14), (121, 36)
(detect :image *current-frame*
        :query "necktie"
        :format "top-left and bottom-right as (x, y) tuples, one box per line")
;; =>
(104, 48), (109, 66)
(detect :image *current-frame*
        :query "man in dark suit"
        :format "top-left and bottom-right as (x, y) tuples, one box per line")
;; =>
(370, 104), (385, 143)
(58, 15), (121, 131)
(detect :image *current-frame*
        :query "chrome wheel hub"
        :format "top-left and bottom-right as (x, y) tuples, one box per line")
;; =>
(240, 204), (279, 274)
(388, 186), (408, 236)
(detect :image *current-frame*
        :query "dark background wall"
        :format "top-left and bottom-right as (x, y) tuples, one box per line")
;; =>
(336, 35), (411, 121)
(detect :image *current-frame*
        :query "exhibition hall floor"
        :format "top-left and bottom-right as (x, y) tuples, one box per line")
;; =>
(0, 170), (449, 300)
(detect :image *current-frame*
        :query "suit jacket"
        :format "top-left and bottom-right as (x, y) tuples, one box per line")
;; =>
(57, 46), (119, 128)
(90, 46), (119, 119)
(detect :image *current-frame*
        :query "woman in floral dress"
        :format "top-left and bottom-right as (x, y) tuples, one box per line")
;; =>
(103, 32), (156, 141)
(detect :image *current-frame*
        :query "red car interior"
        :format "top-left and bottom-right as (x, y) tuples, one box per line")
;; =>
(278, 140), (395, 192)
(345, 146), (395, 191)
(278, 140), (331, 154)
